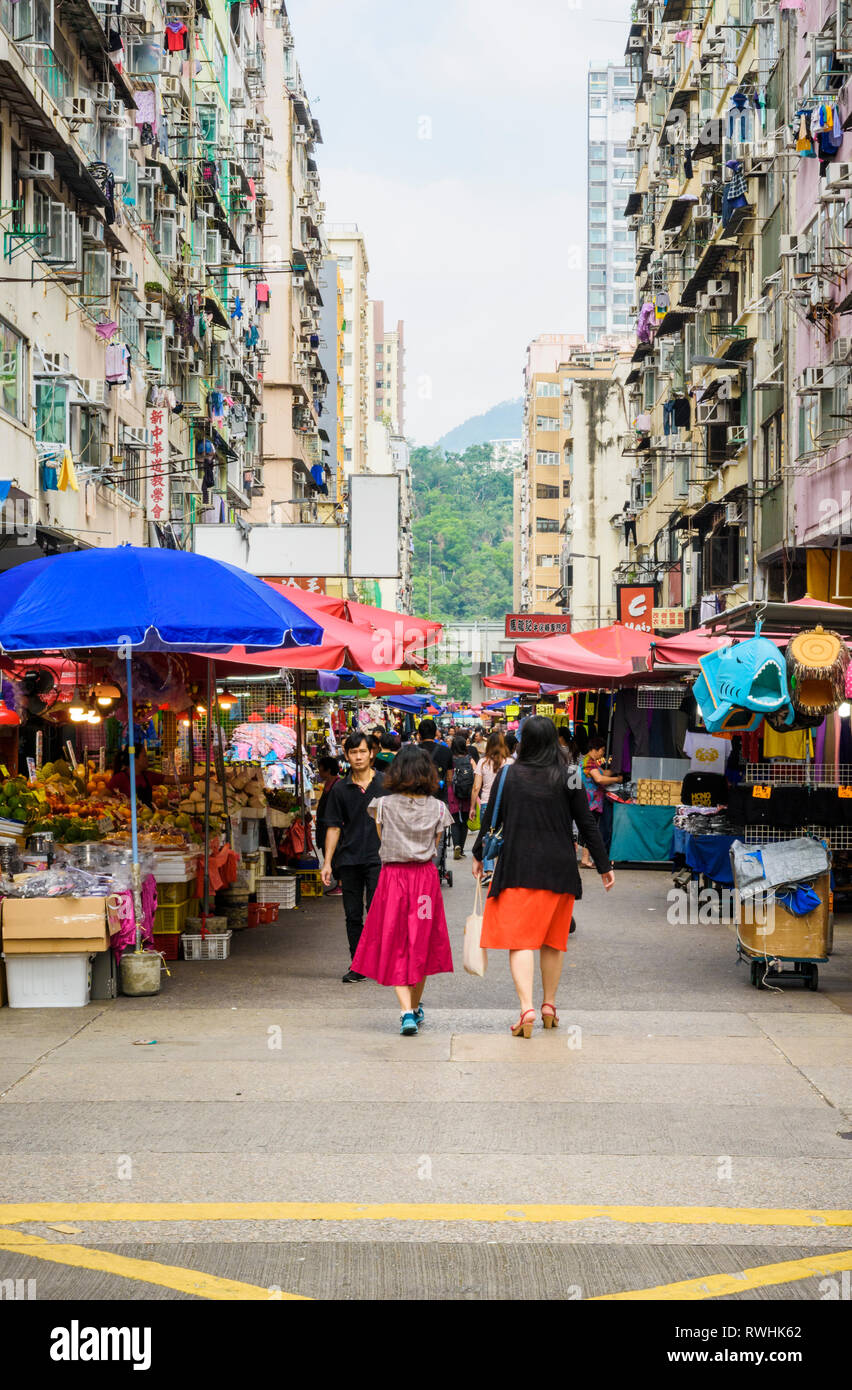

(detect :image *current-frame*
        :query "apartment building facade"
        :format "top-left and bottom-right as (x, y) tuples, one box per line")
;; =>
(371, 300), (405, 435)
(327, 225), (370, 477)
(515, 336), (631, 627)
(0, 0), (277, 572)
(620, 0), (852, 626)
(587, 63), (637, 342)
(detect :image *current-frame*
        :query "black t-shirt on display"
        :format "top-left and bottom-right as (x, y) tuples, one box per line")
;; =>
(680, 772), (729, 808)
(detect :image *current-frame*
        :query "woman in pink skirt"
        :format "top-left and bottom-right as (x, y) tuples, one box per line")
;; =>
(351, 744), (454, 1035)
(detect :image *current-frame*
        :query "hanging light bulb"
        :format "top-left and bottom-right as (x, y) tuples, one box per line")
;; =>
(86, 709), (102, 725)
(196, 703), (207, 716)
(95, 681), (121, 708)
(69, 688), (86, 722)
(217, 690), (237, 710)
(839, 702), (851, 719)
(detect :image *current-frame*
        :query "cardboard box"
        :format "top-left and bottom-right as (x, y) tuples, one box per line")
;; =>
(1, 897), (109, 955)
(736, 872), (832, 960)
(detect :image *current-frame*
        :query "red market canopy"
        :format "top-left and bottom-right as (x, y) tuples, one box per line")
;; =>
(482, 673), (543, 694)
(570, 622), (656, 663)
(345, 600), (443, 644)
(513, 623), (655, 687)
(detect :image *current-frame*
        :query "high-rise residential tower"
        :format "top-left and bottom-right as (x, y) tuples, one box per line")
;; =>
(587, 63), (637, 341)
(371, 302), (405, 436)
(327, 227), (371, 476)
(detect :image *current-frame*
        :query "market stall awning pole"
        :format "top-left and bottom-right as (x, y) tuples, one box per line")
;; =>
(125, 651), (143, 953)
(202, 660), (213, 921)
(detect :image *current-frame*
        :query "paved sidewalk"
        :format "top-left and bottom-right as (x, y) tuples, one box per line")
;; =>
(1, 867), (850, 1300)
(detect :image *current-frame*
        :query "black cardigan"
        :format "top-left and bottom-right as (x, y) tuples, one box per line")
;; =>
(472, 762), (612, 899)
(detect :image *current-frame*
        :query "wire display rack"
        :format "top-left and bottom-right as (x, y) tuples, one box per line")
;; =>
(743, 764), (852, 786)
(742, 825), (852, 850)
(637, 685), (686, 709)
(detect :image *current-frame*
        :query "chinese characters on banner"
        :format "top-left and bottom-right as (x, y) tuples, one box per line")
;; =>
(505, 613), (572, 639)
(146, 408), (168, 521)
(652, 608), (685, 631)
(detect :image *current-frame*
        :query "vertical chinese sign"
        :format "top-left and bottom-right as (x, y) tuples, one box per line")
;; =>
(146, 408), (168, 523)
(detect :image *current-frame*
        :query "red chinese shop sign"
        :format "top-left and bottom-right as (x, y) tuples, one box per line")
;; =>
(146, 407), (168, 522)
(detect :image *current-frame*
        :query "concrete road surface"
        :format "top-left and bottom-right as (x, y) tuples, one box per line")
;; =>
(1, 865), (851, 1301)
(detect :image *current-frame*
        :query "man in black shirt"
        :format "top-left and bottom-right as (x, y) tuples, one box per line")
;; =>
(418, 717), (452, 802)
(321, 732), (386, 982)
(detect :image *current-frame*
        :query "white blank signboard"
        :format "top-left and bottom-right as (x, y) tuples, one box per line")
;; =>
(349, 474), (400, 578)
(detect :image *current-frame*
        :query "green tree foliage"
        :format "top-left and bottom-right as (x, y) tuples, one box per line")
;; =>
(411, 444), (514, 623)
(430, 661), (472, 702)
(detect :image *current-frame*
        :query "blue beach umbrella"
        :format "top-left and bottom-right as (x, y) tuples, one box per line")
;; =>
(0, 546), (322, 653)
(0, 546), (325, 953)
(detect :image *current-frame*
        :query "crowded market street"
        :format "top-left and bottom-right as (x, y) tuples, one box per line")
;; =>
(1, 869), (850, 1303)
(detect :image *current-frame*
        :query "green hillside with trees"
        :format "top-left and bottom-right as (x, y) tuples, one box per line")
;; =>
(410, 444), (514, 623)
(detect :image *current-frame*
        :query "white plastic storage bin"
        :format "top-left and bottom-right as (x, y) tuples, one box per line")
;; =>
(256, 876), (297, 910)
(5, 953), (92, 1008)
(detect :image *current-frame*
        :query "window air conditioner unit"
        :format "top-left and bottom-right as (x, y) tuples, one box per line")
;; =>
(827, 162), (852, 189)
(727, 426), (747, 448)
(62, 96), (95, 123)
(143, 301), (164, 326)
(706, 279), (730, 296)
(77, 380), (108, 406)
(159, 192), (177, 213)
(703, 294), (723, 310)
(113, 255), (135, 283)
(20, 151), (54, 179)
(725, 501), (742, 524)
(80, 215), (104, 244)
(688, 482), (705, 507)
(627, 35), (643, 50)
(122, 0), (146, 20)
(292, 275), (305, 288)
(635, 125), (651, 146)
(832, 336), (852, 364)
(780, 234), (810, 256)
(139, 165), (162, 186)
(697, 400), (720, 425)
(230, 88), (245, 107)
(798, 366), (831, 390)
(94, 83), (115, 104)
(99, 100), (124, 125)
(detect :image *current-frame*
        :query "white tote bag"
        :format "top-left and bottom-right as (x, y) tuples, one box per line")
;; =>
(463, 881), (488, 977)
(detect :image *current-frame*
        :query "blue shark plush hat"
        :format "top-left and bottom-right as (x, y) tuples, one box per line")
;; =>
(693, 623), (795, 734)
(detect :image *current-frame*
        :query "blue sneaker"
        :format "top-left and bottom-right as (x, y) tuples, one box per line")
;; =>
(400, 1012), (419, 1036)
(413, 1005), (425, 1026)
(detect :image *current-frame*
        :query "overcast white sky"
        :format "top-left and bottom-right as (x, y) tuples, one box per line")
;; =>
(287, 0), (631, 444)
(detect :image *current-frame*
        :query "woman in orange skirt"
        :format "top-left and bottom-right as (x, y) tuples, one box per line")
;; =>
(472, 716), (614, 1037)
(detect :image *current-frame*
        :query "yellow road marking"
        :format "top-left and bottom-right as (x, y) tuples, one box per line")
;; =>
(0, 1201), (850, 1228)
(593, 1248), (852, 1301)
(0, 1228), (308, 1301)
